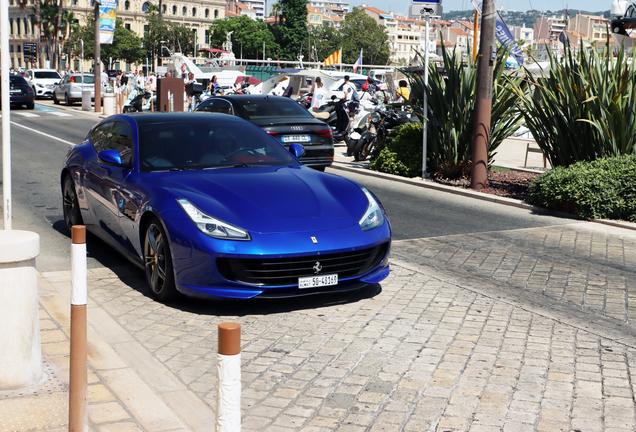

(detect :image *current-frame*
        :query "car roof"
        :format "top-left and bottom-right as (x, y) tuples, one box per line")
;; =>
(117, 112), (253, 126)
(29, 69), (60, 72)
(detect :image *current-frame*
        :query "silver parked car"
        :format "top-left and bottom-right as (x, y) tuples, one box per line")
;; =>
(53, 74), (95, 105)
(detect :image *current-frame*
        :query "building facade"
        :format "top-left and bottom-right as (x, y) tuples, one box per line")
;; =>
(5, 0), (225, 71)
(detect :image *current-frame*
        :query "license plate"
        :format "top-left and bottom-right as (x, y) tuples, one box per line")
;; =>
(299, 274), (338, 289)
(282, 134), (310, 143)
(10, 89), (21, 94)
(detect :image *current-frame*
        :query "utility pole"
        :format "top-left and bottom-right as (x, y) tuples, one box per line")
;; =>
(94, 1), (101, 113)
(470, 0), (496, 190)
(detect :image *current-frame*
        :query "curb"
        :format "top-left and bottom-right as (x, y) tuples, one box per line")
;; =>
(330, 161), (636, 232)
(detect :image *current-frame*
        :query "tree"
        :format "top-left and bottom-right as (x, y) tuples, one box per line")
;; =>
(71, 18), (145, 68)
(277, 0), (308, 60)
(306, 25), (340, 63)
(338, 8), (389, 65)
(209, 16), (279, 60)
(61, 9), (79, 69)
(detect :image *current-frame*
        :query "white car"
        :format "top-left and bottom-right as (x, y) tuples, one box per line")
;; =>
(25, 69), (62, 99)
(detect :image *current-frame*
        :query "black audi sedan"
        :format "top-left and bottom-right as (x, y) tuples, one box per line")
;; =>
(194, 95), (334, 171)
(0, 75), (35, 109)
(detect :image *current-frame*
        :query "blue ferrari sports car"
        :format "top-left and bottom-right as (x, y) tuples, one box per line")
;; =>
(61, 113), (391, 301)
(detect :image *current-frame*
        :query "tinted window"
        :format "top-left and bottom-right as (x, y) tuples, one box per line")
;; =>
(138, 118), (298, 172)
(34, 71), (61, 79)
(10, 76), (28, 85)
(239, 98), (313, 120)
(196, 99), (233, 115)
(75, 75), (95, 84)
(90, 122), (114, 153)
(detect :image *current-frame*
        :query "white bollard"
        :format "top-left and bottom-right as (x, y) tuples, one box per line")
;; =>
(216, 322), (241, 432)
(0, 230), (41, 389)
(81, 90), (91, 111)
(103, 90), (114, 116)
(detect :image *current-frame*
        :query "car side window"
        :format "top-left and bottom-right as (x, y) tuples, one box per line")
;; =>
(90, 122), (114, 154)
(200, 99), (233, 115)
(109, 122), (134, 167)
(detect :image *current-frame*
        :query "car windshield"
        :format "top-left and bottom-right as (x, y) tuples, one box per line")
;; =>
(239, 98), (314, 120)
(138, 119), (301, 172)
(34, 71), (61, 79)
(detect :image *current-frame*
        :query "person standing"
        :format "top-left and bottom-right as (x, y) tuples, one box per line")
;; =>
(135, 71), (145, 88)
(396, 80), (410, 103)
(100, 69), (109, 89)
(342, 75), (358, 116)
(310, 77), (325, 110)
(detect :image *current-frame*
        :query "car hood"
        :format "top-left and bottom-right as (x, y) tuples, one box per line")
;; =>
(154, 167), (368, 234)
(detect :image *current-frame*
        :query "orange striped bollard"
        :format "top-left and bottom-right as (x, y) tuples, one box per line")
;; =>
(216, 322), (241, 432)
(69, 226), (88, 432)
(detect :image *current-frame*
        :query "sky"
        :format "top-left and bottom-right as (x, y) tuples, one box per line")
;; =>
(363, 0), (610, 15)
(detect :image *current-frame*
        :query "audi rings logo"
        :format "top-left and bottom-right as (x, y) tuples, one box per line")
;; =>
(313, 262), (322, 275)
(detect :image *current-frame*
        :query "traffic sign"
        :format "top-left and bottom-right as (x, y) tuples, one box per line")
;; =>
(411, 0), (442, 17)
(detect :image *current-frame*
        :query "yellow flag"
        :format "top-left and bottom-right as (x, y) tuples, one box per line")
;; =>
(323, 49), (342, 67)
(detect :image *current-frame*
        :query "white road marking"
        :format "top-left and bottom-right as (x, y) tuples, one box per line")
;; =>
(9, 121), (76, 146)
(14, 112), (40, 117)
(48, 112), (74, 117)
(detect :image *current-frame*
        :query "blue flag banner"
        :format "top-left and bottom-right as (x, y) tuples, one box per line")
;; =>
(471, 0), (524, 65)
(99, 0), (118, 44)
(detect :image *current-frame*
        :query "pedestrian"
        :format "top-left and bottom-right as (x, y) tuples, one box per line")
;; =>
(135, 71), (145, 88)
(100, 69), (109, 88)
(342, 75), (358, 116)
(184, 72), (198, 111)
(120, 71), (129, 91)
(396, 80), (410, 103)
(310, 77), (325, 110)
(165, 71), (172, 78)
(208, 75), (222, 95)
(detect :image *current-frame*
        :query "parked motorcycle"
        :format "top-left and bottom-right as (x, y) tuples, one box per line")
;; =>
(352, 105), (419, 161)
(123, 85), (155, 113)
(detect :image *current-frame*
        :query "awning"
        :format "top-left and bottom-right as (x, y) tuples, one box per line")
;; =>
(235, 75), (262, 85)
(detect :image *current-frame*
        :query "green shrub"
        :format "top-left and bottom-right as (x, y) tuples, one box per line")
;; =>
(529, 155), (636, 221)
(369, 122), (423, 177)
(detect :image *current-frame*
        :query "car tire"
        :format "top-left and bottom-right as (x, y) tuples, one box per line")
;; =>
(32, 87), (38, 99)
(65, 93), (72, 106)
(53, 92), (60, 104)
(26, 102), (34, 110)
(62, 174), (83, 233)
(144, 218), (178, 302)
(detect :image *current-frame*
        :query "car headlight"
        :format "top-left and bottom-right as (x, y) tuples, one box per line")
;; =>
(177, 199), (251, 241)
(358, 187), (385, 231)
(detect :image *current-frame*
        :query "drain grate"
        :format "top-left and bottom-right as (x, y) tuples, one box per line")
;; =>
(0, 360), (66, 400)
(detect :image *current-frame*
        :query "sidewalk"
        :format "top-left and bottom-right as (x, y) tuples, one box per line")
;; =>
(4, 218), (636, 431)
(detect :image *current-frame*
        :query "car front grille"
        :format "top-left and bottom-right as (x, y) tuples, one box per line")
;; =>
(217, 243), (389, 286)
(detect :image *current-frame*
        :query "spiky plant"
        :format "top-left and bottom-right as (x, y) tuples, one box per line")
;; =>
(506, 41), (636, 167)
(406, 41), (524, 179)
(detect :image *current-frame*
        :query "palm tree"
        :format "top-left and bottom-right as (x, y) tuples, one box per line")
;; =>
(56, 0), (65, 70)
(33, 0), (42, 67)
(61, 9), (79, 69)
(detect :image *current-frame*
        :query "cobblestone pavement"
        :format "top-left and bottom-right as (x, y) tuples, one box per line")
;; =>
(33, 220), (636, 431)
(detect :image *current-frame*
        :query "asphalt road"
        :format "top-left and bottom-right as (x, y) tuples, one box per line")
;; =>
(1, 100), (573, 273)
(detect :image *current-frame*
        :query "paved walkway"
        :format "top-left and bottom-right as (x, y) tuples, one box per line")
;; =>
(4, 131), (636, 431)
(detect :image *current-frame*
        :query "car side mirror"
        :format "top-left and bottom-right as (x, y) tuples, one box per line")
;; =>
(289, 143), (305, 158)
(98, 149), (123, 165)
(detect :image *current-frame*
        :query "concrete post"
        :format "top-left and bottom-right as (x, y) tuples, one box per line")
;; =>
(103, 90), (114, 116)
(0, 230), (41, 389)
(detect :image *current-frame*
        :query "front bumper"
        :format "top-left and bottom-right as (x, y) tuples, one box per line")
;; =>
(164, 216), (391, 299)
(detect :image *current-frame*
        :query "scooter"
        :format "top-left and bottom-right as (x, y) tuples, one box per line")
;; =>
(123, 85), (155, 113)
